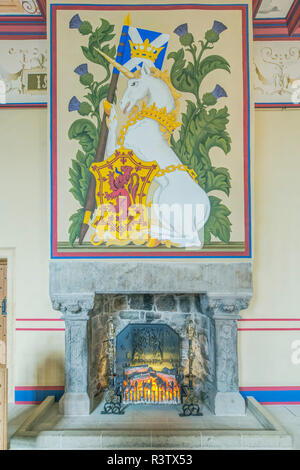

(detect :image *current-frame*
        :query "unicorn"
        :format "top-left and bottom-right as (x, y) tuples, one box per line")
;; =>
(98, 52), (210, 247)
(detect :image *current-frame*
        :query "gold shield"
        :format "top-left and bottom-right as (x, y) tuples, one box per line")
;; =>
(89, 148), (159, 246)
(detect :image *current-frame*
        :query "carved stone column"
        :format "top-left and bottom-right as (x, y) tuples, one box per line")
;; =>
(201, 295), (251, 416)
(51, 294), (95, 415)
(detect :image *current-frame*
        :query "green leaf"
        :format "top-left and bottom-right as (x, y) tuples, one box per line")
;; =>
(205, 134), (231, 154)
(204, 167), (231, 196)
(197, 55), (230, 86)
(168, 49), (198, 95)
(204, 196), (231, 243)
(68, 119), (98, 153)
(83, 18), (116, 80)
(68, 208), (85, 246)
(69, 186), (85, 206)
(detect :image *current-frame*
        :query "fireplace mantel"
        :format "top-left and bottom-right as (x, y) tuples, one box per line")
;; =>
(50, 261), (252, 297)
(50, 261), (253, 416)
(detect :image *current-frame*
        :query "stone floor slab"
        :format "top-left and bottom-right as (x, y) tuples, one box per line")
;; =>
(8, 398), (293, 450)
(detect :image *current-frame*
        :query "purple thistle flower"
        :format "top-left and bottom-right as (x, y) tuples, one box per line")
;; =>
(212, 85), (227, 99)
(69, 14), (82, 29)
(74, 64), (88, 76)
(173, 23), (188, 37)
(68, 96), (81, 112)
(212, 21), (227, 35)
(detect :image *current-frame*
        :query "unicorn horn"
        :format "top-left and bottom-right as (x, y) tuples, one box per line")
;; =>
(94, 47), (135, 79)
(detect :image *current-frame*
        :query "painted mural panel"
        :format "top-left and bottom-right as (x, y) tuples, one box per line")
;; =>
(50, 0), (253, 259)
(0, 40), (47, 106)
(255, 41), (300, 108)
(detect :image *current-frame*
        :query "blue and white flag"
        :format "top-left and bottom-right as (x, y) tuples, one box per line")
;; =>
(117, 26), (169, 72)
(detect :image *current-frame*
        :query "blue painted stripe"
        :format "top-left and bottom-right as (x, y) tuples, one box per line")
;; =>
(254, 34), (300, 38)
(14, 388), (300, 404)
(15, 389), (64, 403)
(0, 32), (46, 36)
(240, 389), (300, 404)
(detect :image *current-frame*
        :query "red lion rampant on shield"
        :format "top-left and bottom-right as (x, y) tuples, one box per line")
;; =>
(105, 165), (140, 211)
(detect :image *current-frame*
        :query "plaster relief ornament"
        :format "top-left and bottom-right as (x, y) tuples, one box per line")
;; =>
(255, 45), (300, 98)
(67, 14), (232, 250)
(0, 47), (47, 98)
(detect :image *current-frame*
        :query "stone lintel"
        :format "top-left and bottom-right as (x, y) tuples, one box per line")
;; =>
(50, 261), (253, 297)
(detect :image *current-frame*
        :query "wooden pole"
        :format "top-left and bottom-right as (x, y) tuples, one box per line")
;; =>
(79, 13), (131, 244)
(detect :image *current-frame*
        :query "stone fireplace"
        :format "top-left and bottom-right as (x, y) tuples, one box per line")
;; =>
(50, 261), (252, 416)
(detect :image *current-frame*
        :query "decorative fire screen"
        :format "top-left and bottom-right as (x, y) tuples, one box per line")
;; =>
(123, 366), (181, 404)
(100, 320), (202, 415)
(116, 323), (181, 405)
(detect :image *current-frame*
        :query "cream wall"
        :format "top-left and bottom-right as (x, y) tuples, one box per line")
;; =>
(0, 107), (299, 400)
(239, 108), (300, 387)
(0, 109), (64, 401)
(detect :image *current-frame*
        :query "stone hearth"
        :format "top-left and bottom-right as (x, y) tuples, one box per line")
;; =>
(50, 261), (253, 416)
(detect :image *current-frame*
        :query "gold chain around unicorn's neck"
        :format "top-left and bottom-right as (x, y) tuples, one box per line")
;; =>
(117, 101), (181, 147)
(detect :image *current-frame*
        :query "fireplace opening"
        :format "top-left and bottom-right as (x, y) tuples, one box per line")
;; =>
(116, 323), (181, 404)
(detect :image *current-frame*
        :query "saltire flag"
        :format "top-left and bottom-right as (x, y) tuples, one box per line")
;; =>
(114, 25), (169, 74)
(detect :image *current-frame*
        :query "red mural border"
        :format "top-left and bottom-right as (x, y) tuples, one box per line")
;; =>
(50, 3), (251, 259)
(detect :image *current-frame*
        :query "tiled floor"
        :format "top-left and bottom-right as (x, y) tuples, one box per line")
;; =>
(7, 402), (300, 449)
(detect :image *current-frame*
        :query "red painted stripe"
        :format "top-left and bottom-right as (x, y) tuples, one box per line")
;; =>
(254, 26), (291, 34)
(54, 250), (249, 258)
(53, 4), (249, 13)
(0, 15), (43, 22)
(240, 386), (300, 391)
(241, 4), (250, 259)
(15, 401), (41, 405)
(15, 387), (62, 391)
(254, 19), (287, 25)
(261, 401), (300, 405)
(255, 103), (300, 107)
(16, 328), (65, 331)
(0, 24), (45, 32)
(16, 318), (63, 321)
(239, 318), (300, 321)
(238, 328), (300, 331)
(0, 104), (47, 108)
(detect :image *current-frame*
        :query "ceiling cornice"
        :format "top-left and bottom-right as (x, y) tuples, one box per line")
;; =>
(37, 0), (47, 20)
(252, 0), (263, 18)
(0, 1), (300, 41)
(287, 0), (300, 35)
(253, 0), (300, 39)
